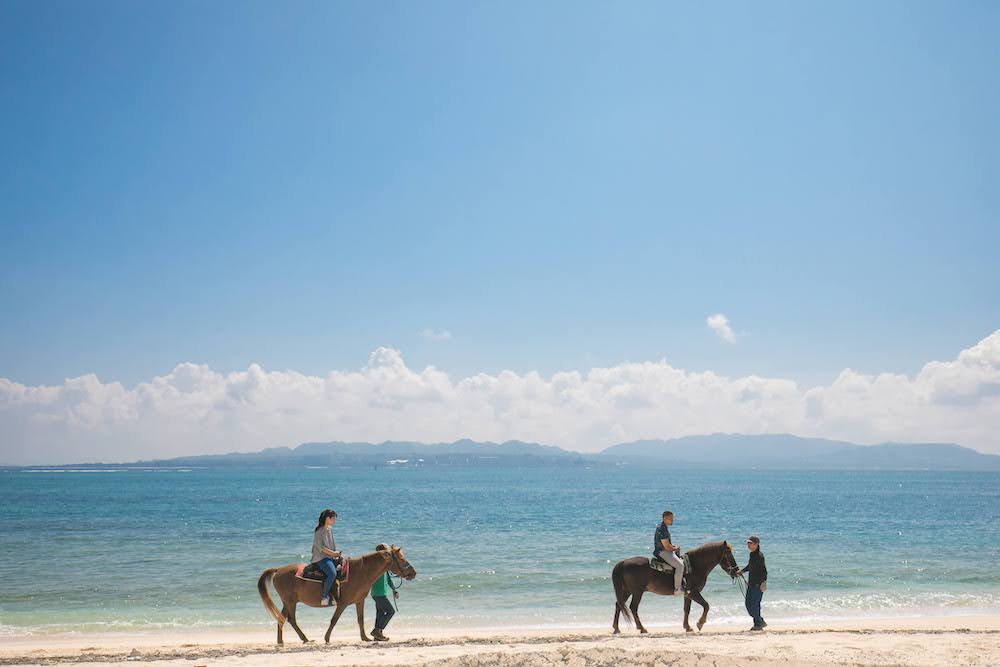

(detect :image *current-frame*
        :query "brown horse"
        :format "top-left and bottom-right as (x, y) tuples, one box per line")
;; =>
(257, 545), (416, 645)
(612, 540), (740, 634)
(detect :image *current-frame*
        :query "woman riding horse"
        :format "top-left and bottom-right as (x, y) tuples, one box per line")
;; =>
(258, 545), (416, 645)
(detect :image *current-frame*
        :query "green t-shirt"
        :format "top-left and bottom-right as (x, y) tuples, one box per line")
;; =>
(370, 573), (389, 598)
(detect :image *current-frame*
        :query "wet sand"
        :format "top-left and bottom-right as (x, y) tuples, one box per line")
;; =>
(2, 615), (998, 666)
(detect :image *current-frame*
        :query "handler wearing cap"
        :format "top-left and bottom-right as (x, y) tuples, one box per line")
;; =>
(740, 536), (768, 631)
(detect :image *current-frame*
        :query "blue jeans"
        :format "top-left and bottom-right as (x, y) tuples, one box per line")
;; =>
(745, 583), (764, 628)
(373, 595), (395, 630)
(317, 558), (337, 599)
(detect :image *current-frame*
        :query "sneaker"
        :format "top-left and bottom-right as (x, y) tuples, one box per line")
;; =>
(320, 597), (330, 606)
(750, 625), (763, 631)
(761, 620), (768, 628)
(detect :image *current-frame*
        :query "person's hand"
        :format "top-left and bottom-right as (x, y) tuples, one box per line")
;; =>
(673, 545), (681, 553)
(393, 591), (399, 599)
(760, 582), (767, 592)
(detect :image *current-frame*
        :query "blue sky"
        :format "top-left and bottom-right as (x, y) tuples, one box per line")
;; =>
(2, 0), (998, 391)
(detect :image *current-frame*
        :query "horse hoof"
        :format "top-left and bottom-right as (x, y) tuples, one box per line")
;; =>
(612, 629), (620, 635)
(639, 629), (648, 634)
(685, 627), (693, 633)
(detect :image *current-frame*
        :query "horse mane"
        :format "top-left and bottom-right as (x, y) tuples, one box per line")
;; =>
(349, 550), (390, 566)
(686, 540), (727, 557)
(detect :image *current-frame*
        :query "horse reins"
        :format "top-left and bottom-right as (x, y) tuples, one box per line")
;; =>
(386, 550), (406, 612)
(721, 550), (748, 597)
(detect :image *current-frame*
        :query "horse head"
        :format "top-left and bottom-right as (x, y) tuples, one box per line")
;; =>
(385, 544), (417, 580)
(719, 541), (740, 580)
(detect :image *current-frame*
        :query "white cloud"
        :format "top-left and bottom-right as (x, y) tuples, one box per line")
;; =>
(707, 313), (737, 343)
(2, 331), (999, 464)
(420, 328), (453, 341)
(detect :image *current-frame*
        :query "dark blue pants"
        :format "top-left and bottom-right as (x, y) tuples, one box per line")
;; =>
(745, 583), (764, 628)
(373, 595), (395, 630)
(317, 558), (337, 599)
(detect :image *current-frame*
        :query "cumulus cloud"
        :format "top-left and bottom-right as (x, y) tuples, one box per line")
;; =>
(707, 313), (737, 343)
(420, 328), (453, 341)
(2, 331), (999, 464)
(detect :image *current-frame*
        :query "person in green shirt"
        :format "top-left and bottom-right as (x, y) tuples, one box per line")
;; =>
(371, 543), (399, 641)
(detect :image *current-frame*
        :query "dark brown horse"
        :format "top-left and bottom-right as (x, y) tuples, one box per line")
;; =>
(612, 540), (740, 633)
(257, 545), (416, 645)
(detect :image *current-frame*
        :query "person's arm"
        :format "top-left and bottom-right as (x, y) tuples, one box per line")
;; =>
(657, 526), (677, 554)
(388, 574), (398, 596)
(322, 532), (341, 558)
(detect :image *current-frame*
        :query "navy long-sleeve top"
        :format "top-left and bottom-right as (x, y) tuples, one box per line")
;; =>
(743, 550), (768, 587)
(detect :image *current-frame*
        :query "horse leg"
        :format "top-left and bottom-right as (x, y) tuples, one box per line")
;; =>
(691, 591), (710, 630)
(611, 562), (629, 635)
(614, 594), (632, 634)
(285, 602), (310, 643)
(683, 596), (693, 632)
(629, 591), (647, 634)
(324, 603), (348, 644)
(277, 605), (288, 645)
(356, 602), (371, 642)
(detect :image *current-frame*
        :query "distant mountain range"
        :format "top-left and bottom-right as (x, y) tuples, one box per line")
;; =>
(21, 433), (999, 471)
(132, 438), (581, 468)
(600, 434), (1000, 470)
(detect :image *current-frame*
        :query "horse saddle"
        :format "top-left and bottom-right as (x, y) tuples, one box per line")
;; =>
(296, 558), (350, 583)
(649, 553), (692, 575)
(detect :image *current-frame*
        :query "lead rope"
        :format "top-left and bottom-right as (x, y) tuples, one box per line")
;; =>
(387, 553), (405, 612)
(735, 566), (748, 597)
(726, 561), (747, 599)
(388, 571), (404, 611)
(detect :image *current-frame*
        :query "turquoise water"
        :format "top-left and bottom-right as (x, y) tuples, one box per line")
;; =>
(1, 466), (998, 636)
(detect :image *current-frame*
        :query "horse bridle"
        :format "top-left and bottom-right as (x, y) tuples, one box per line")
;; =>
(386, 546), (412, 579)
(721, 548), (741, 578)
(388, 549), (403, 573)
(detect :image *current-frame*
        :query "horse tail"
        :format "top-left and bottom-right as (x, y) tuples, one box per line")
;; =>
(257, 568), (284, 623)
(612, 560), (633, 627)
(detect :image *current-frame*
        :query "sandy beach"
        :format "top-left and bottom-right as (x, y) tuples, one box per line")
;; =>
(2, 616), (997, 667)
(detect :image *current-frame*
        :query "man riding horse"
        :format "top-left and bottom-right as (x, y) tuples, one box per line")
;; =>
(653, 510), (685, 595)
(612, 510), (741, 633)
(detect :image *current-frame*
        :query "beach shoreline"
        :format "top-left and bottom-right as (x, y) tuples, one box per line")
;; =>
(2, 614), (998, 666)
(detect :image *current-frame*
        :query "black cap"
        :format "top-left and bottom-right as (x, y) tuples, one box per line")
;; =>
(747, 535), (760, 544)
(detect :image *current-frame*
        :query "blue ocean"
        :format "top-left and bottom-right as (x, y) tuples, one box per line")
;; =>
(1, 466), (998, 637)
